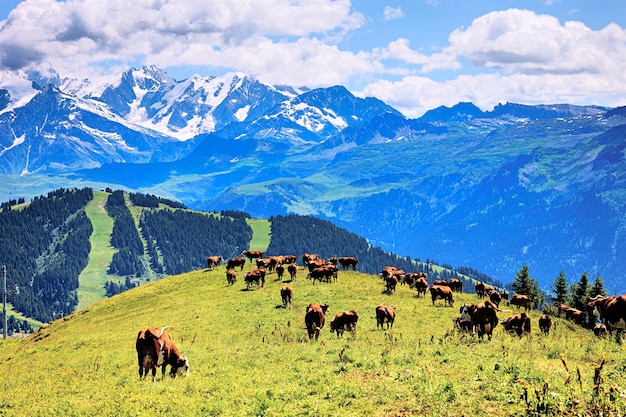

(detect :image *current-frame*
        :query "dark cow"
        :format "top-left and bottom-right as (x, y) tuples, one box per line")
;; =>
(489, 291), (502, 307)
(283, 255), (297, 264)
(280, 285), (293, 308)
(459, 301), (499, 340)
(432, 279), (449, 287)
(244, 268), (266, 289)
(226, 269), (237, 286)
(287, 263), (298, 281)
(308, 265), (338, 284)
(414, 277), (428, 297)
(338, 257), (358, 270)
(226, 257), (246, 271)
(242, 250), (264, 263)
(307, 258), (328, 272)
(207, 255), (222, 270)
(475, 281), (486, 298)
(589, 294), (626, 339)
(449, 278), (463, 293)
(329, 310), (359, 337)
(385, 274), (399, 293)
(429, 285), (455, 307)
(538, 314), (552, 335)
(502, 312), (531, 336)
(256, 258), (273, 270)
(593, 323), (609, 338)
(136, 327), (189, 382)
(509, 294), (533, 311)
(375, 305), (396, 329)
(302, 253), (318, 267)
(452, 317), (475, 334)
(276, 264), (285, 281)
(305, 303), (329, 340)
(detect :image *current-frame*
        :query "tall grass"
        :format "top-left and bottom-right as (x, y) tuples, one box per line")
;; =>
(0, 266), (624, 416)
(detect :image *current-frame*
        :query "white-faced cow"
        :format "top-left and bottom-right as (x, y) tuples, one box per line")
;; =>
(305, 303), (329, 340)
(136, 326), (189, 382)
(459, 301), (500, 341)
(329, 310), (359, 337)
(375, 305), (396, 329)
(589, 294), (626, 341)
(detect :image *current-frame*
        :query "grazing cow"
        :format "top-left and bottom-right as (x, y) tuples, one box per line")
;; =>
(287, 263), (298, 281)
(308, 265), (338, 284)
(375, 305), (396, 329)
(329, 310), (359, 337)
(302, 253), (318, 267)
(502, 312), (531, 336)
(136, 327), (189, 382)
(538, 314), (552, 335)
(242, 250), (264, 263)
(385, 274), (399, 293)
(509, 294), (533, 311)
(589, 294), (626, 338)
(459, 301), (499, 340)
(226, 269), (237, 286)
(593, 323), (609, 338)
(429, 285), (455, 307)
(207, 256), (222, 270)
(307, 258), (328, 272)
(475, 281), (486, 298)
(280, 285), (293, 308)
(276, 264), (285, 281)
(244, 268), (266, 289)
(449, 278), (463, 293)
(453, 317), (475, 334)
(256, 258), (273, 270)
(305, 303), (329, 340)
(489, 291), (502, 308)
(226, 257), (246, 271)
(338, 257), (358, 270)
(414, 277), (428, 297)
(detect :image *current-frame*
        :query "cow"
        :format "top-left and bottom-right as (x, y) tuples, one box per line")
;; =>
(283, 255), (297, 264)
(593, 323), (609, 338)
(452, 317), (475, 334)
(302, 253), (318, 267)
(226, 257), (246, 271)
(459, 301), (499, 340)
(287, 263), (298, 281)
(414, 277), (428, 297)
(280, 285), (293, 308)
(276, 264), (285, 281)
(256, 258), (273, 270)
(338, 257), (358, 271)
(375, 305), (396, 329)
(242, 250), (264, 263)
(329, 310), (359, 337)
(226, 269), (237, 286)
(501, 312), (531, 336)
(449, 278), (463, 293)
(589, 294), (626, 340)
(308, 265), (338, 284)
(489, 291), (502, 307)
(307, 258), (328, 272)
(305, 303), (329, 340)
(136, 326), (189, 382)
(432, 279), (449, 287)
(385, 274), (399, 294)
(429, 285), (455, 307)
(244, 268), (266, 290)
(509, 294), (533, 311)
(207, 255), (222, 270)
(475, 281), (486, 298)
(538, 314), (552, 335)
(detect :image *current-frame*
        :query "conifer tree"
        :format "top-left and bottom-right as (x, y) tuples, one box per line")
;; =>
(571, 271), (590, 311)
(551, 271), (569, 306)
(512, 264), (542, 308)
(589, 274), (607, 298)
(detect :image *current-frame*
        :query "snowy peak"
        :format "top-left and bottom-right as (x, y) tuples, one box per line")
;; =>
(0, 70), (40, 114)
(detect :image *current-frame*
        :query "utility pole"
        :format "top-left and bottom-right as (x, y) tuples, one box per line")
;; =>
(2, 264), (19, 340)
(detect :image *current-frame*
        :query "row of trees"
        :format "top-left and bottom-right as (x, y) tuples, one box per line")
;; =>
(106, 190), (145, 277)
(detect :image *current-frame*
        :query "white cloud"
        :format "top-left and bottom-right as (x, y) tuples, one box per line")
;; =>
(383, 6), (404, 21)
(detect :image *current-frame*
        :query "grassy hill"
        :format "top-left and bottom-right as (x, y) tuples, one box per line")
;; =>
(0, 265), (623, 416)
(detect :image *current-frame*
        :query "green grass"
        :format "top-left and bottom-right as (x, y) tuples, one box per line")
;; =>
(77, 190), (116, 310)
(247, 218), (271, 252)
(0, 266), (624, 416)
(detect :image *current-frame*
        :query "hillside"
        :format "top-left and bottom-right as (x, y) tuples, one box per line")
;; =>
(0, 265), (623, 416)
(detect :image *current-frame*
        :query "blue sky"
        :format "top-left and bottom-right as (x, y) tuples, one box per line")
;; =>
(1, 0), (625, 116)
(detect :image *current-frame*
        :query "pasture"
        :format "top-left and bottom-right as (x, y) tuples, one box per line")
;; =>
(0, 264), (624, 416)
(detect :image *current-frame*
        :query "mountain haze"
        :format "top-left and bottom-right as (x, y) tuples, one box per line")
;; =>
(1, 66), (625, 293)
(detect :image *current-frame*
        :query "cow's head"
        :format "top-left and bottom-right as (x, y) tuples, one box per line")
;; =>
(170, 356), (189, 378)
(459, 303), (472, 321)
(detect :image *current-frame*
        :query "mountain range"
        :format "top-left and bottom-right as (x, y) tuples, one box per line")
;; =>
(1, 66), (625, 294)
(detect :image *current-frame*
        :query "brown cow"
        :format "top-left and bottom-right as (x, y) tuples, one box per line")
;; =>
(136, 327), (189, 382)
(280, 285), (293, 308)
(305, 303), (329, 340)
(226, 257), (246, 271)
(308, 265), (338, 284)
(287, 263), (298, 281)
(302, 253), (318, 267)
(338, 257), (358, 270)
(385, 274), (399, 294)
(226, 269), (237, 285)
(593, 323), (609, 338)
(207, 256), (222, 270)
(429, 285), (455, 307)
(449, 278), (463, 293)
(538, 314), (552, 335)
(242, 250), (264, 263)
(475, 281), (486, 298)
(589, 294), (626, 339)
(414, 277), (428, 297)
(276, 264), (285, 281)
(459, 301), (499, 340)
(256, 258), (273, 270)
(502, 312), (531, 336)
(489, 291), (502, 307)
(329, 310), (359, 337)
(307, 258), (328, 272)
(283, 255), (297, 264)
(509, 294), (533, 310)
(375, 305), (396, 329)
(244, 268), (266, 289)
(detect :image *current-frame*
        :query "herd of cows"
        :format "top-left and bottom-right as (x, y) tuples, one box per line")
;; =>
(135, 251), (626, 381)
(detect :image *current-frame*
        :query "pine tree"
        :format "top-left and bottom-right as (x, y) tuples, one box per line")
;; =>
(589, 274), (607, 298)
(551, 271), (569, 306)
(571, 271), (590, 311)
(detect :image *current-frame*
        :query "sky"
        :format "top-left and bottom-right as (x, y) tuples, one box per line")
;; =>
(0, 0), (625, 117)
